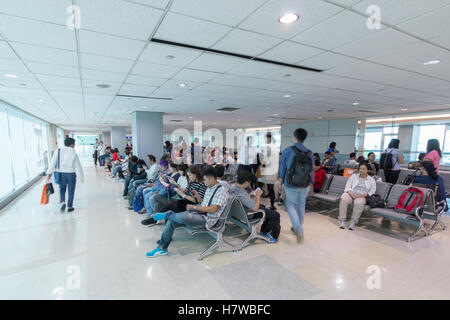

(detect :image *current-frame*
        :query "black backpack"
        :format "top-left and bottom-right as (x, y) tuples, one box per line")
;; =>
(380, 149), (394, 170)
(286, 146), (312, 188)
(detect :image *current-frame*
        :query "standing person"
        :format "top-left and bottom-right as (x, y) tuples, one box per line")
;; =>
(328, 142), (337, 154)
(382, 138), (404, 184)
(97, 141), (105, 167)
(258, 133), (279, 210)
(366, 152), (379, 176)
(423, 139), (442, 174)
(278, 128), (314, 244)
(93, 138), (99, 166)
(46, 138), (84, 212)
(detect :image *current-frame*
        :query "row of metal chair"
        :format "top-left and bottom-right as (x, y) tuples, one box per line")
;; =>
(311, 174), (446, 242)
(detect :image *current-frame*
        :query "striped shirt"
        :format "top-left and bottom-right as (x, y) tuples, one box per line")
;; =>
(188, 181), (207, 200)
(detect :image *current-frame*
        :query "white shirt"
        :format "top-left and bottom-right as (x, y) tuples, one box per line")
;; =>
(98, 144), (105, 155)
(343, 174), (376, 197)
(47, 147), (84, 181)
(145, 163), (160, 181)
(344, 159), (358, 166)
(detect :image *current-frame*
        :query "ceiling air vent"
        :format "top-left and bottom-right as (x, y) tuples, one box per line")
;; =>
(356, 110), (380, 113)
(268, 116), (308, 121)
(217, 107), (240, 112)
(170, 120), (183, 122)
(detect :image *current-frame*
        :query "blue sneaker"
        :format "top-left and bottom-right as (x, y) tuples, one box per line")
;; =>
(146, 247), (168, 258)
(153, 211), (171, 221)
(259, 232), (277, 243)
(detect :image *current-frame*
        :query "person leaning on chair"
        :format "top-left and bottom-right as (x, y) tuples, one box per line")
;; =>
(46, 137), (84, 212)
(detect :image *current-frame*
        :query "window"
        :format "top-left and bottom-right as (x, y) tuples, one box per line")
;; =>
(8, 108), (28, 188)
(0, 103), (14, 198)
(417, 124), (445, 153)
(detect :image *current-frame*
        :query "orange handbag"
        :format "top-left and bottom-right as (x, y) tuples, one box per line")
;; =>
(40, 184), (49, 205)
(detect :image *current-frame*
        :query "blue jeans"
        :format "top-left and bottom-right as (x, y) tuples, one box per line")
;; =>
(284, 186), (309, 236)
(132, 179), (147, 189)
(59, 172), (77, 208)
(158, 211), (206, 250)
(112, 166), (120, 177)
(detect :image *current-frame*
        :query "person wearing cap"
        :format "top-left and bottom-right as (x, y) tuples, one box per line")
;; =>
(46, 137), (84, 212)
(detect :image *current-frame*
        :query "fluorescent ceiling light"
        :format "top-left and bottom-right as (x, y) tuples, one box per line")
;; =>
(177, 83), (187, 87)
(279, 13), (299, 24)
(283, 94), (291, 98)
(353, 102), (360, 106)
(4, 74), (18, 78)
(366, 113), (450, 123)
(423, 60), (440, 66)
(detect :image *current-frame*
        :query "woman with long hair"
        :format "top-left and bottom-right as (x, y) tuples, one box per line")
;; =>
(383, 138), (404, 184)
(424, 139), (442, 174)
(415, 161), (446, 204)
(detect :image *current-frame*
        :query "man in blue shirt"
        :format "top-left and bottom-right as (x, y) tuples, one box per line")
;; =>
(278, 128), (314, 244)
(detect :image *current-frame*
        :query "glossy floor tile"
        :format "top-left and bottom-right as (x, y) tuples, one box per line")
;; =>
(1, 156), (449, 299)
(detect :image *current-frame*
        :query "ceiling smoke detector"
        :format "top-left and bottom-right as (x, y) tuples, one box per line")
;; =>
(96, 84), (110, 89)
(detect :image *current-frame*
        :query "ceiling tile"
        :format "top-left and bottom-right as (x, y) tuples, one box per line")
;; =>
(212, 29), (282, 56)
(140, 42), (203, 66)
(170, 0), (267, 26)
(131, 61), (181, 78)
(187, 52), (249, 73)
(125, 74), (167, 87)
(397, 4), (450, 39)
(0, 41), (17, 59)
(154, 12), (232, 48)
(258, 40), (323, 64)
(298, 52), (358, 70)
(78, 0), (163, 40)
(124, 0), (170, 9)
(79, 30), (146, 60)
(0, 15), (76, 50)
(173, 68), (220, 82)
(239, 0), (343, 39)
(27, 61), (80, 77)
(0, 0), (72, 25)
(81, 53), (135, 73)
(12, 42), (78, 66)
(81, 69), (128, 83)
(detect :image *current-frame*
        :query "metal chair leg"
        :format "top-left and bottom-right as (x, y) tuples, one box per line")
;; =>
(407, 221), (425, 243)
(198, 237), (219, 261)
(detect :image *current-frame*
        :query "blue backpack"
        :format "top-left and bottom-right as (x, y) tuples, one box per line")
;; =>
(133, 187), (145, 212)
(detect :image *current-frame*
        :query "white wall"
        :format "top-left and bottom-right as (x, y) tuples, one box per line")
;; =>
(281, 119), (358, 159)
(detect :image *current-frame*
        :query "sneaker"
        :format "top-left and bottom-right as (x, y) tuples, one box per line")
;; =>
(339, 221), (346, 229)
(348, 221), (356, 231)
(296, 232), (304, 244)
(60, 203), (66, 212)
(128, 206), (134, 210)
(146, 247), (168, 258)
(290, 226), (295, 233)
(269, 206), (277, 211)
(259, 232), (277, 243)
(141, 218), (157, 226)
(153, 211), (170, 221)
(68, 207), (75, 213)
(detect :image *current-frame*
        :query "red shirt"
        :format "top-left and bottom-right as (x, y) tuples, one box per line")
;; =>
(112, 152), (119, 161)
(314, 167), (326, 191)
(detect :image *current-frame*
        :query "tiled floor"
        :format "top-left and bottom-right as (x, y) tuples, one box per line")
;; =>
(1, 157), (450, 300)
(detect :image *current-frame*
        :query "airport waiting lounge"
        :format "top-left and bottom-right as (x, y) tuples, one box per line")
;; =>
(1, 0), (450, 303)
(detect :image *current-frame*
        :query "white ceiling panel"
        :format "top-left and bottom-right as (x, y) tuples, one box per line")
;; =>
(0, 41), (17, 59)
(397, 4), (450, 39)
(352, 0), (450, 25)
(333, 28), (420, 59)
(298, 52), (358, 70)
(119, 84), (158, 96)
(239, 0), (343, 39)
(79, 30), (146, 60)
(170, 0), (267, 26)
(187, 52), (249, 73)
(258, 40), (324, 64)
(131, 61), (181, 78)
(154, 12), (232, 48)
(140, 42), (203, 66)
(124, 0), (170, 9)
(26, 61), (80, 78)
(11, 42), (79, 67)
(173, 69), (220, 82)
(81, 69), (128, 83)
(81, 53), (135, 73)
(292, 10), (384, 51)
(213, 29), (282, 56)
(78, 0), (163, 40)
(125, 75), (167, 87)
(36, 74), (80, 86)
(0, 0), (72, 25)
(0, 15), (76, 50)
(0, 58), (28, 73)
(210, 74), (279, 90)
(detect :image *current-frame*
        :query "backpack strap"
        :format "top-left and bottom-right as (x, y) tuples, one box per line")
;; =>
(57, 148), (61, 170)
(208, 184), (222, 207)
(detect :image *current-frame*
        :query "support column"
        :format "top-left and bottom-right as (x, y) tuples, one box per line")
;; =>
(102, 131), (111, 147)
(111, 126), (127, 150)
(357, 119), (366, 157)
(49, 124), (57, 154)
(132, 111), (163, 160)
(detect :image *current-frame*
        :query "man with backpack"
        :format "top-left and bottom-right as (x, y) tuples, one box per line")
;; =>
(278, 128), (314, 244)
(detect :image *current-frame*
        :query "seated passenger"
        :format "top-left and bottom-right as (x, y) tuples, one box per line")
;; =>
(214, 165), (231, 192)
(344, 152), (358, 166)
(146, 167), (229, 258)
(365, 152), (379, 176)
(313, 160), (326, 193)
(321, 151), (336, 173)
(414, 161), (447, 205)
(131, 155), (159, 189)
(229, 171), (281, 242)
(338, 163), (376, 230)
(123, 156), (147, 197)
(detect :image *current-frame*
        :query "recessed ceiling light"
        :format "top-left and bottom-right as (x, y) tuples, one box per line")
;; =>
(188, 116), (193, 119)
(273, 113), (279, 116)
(283, 94), (291, 98)
(166, 55), (175, 60)
(284, 74), (292, 77)
(353, 102), (360, 106)
(401, 108), (408, 111)
(96, 84), (110, 88)
(265, 119), (272, 122)
(318, 116), (323, 120)
(177, 83), (187, 87)
(423, 60), (440, 66)
(5, 74), (18, 79)
(279, 13), (299, 24)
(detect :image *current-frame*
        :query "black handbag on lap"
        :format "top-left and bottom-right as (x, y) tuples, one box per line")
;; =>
(367, 194), (385, 208)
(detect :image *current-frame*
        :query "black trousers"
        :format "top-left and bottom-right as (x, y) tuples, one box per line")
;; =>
(93, 150), (98, 165)
(258, 182), (275, 207)
(384, 170), (401, 184)
(251, 205), (281, 239)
